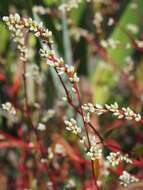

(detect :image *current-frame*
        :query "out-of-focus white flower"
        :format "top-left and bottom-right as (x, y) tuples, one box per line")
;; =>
(108, 18), (114, 26)
(48, 147), (54, 159)
(119, 171), (139, 187)
(54, 143), (66, 156)
(37, 123), (46, 131)
(2, 102), (16, 115)
(135, 40), (143, 48)
(87, 143), (102, 160)
(106, 152), (132, 167)
(59, 0), (81, 12)
(127, 23), (139, 34)
(65, 179), (76, 188)
(93, 12), (103, 32)
(64, 118), (81, 135)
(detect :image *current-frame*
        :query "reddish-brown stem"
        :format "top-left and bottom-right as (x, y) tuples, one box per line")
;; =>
(74, 83), (100, 190)
(54, 68), (100, 190)
(54, 68), (104, 144)
(74, 84), (91, 146)
(0, 130), (42, 151)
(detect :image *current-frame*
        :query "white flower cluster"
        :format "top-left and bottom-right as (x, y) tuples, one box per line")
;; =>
(54, 143), (66, 156)
(87, 102), (142, 122)
(65, 179), (76, 189)
(127, 23), (139, 34)
(130, 2), (138, 9)
(82, 103), (95, 113)
(82, 103), (106, 118)
(48, 147), (54, 159)
(46, 181), (54, 190)
(23, 18), (53, 44)
(65, 65), (79, 83)
(135, 40), (143, 48)
(106, 152), (132, 167)
(59, 0), (81, 12)
(40, 47), (65, 75)
(2, 102), (16, 115)
(33, 6), (51, 15)
(82, 103), (96, 122)
(40, 47), (63, 67)
(40, 47), (79, 84)
(105, 103), (141, 121)
(42, 109), (55, 122)
(119, 171), (139, 187)
(108, 18), (114, 26)
(37, 123), (46, 131)
(87, 143), (102, 160)
(3, 14), (27, 61)
(79, 136), (86, 144)
(122, 107), (141, 121)
(100, 38), (120, 49)
(93, 12), (103, 33)
(3, 14), (79, 95)
(3, 13), (53, 53)
(64, 118), (81, 135)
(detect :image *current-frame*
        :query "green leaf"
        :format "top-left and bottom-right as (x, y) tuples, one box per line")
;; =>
(133, 145), (143, 156)
(108, 0), (143, 65)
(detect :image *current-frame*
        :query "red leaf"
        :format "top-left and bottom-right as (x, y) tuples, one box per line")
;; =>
(52, 133), (88, 164)
(0, 72), (6, 81)
(11, 77), (20, 97)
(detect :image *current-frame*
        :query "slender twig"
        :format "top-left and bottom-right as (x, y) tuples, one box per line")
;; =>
(55, 68), (104, 143)
(54, 68), (100, 189)
(74, 83), (100, 190)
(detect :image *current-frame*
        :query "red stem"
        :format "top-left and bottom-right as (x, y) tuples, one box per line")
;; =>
(54, 68), (100, 190)
(74, 83), (100, 190)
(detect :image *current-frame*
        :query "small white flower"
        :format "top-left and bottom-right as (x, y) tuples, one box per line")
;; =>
(54, 143), (66, 156)
(82, 103), (95, 113)
(59, 0), (82, 12)
(40, 46), (51, 58)
(95, 104), (103, 109)
(100, 40), (108, 48)
(48, 147), (54, 159)
(93, 12), (103, 26)
(87, 144), (102, 160)
(72, 87), (76, 93)
(135, 40), (143, 48)
(14, 13), (21, 22)
(135, 113), (141, 121)
(2, 102), (16, 115)
(62, 97), (67, 102)
(64, 118), (81, 135)
(40, 158), (48, 163)
(108, 18), (114, 26)
(127, 23), (139, 34)
(65, 179), (76, 188)
(79, 136), (86, 144)
(108, 38), (120, 49)
(119, 171), (139, 187)
(2, 16), (9, 22)
(46, 181), (53, 189)
(106, 152), (132, 167)
(130, 2), (138, 9)
(37, 123), (46, 131)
